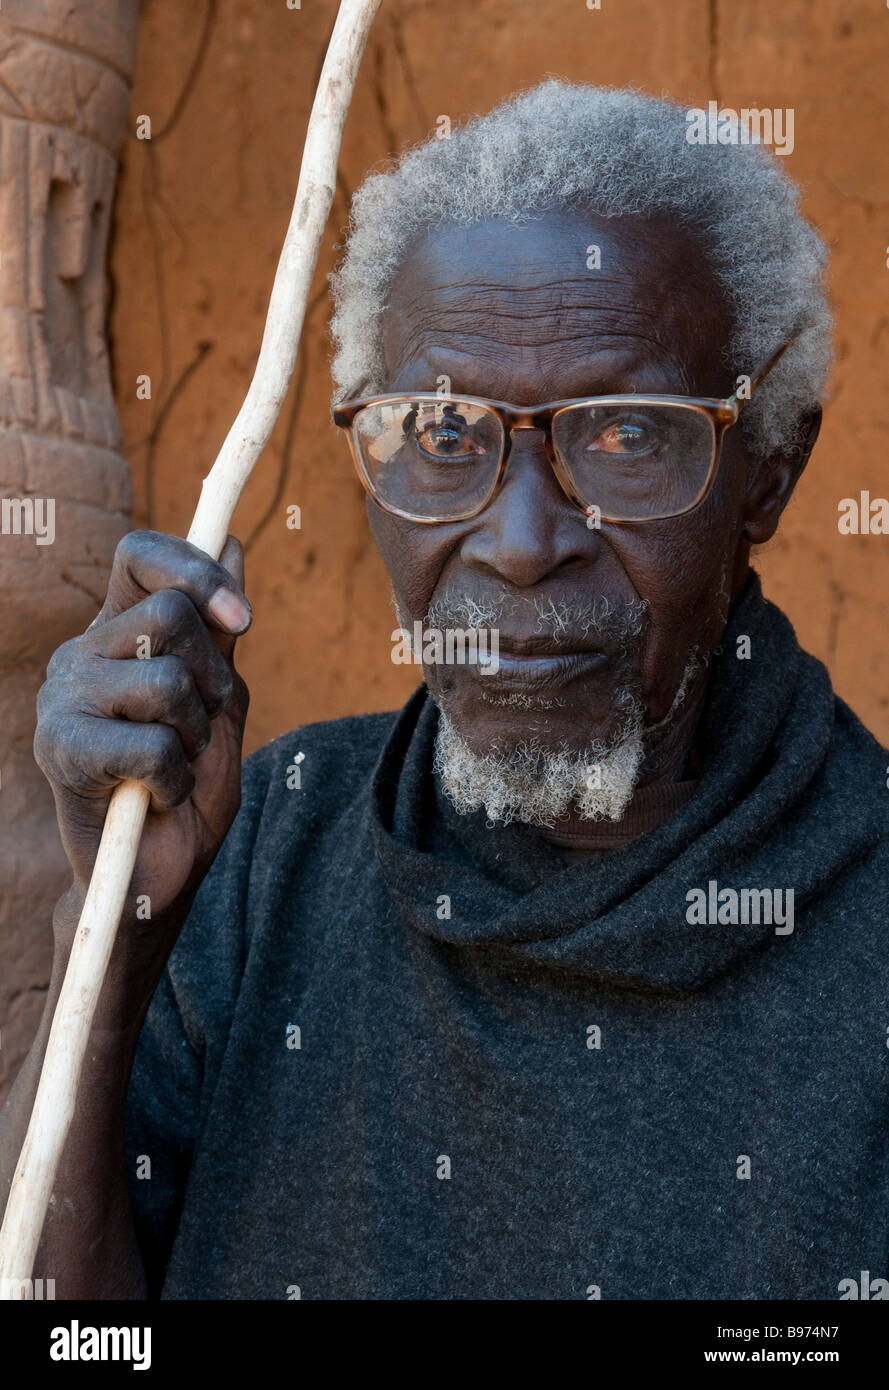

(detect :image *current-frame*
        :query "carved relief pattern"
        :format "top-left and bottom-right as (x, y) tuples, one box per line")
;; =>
(0, 1), (139, 1095)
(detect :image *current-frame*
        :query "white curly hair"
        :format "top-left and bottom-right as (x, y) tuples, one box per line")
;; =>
(330, 80), (832, 458)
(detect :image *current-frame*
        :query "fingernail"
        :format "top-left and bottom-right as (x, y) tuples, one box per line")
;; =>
(208, 585), (251, 633)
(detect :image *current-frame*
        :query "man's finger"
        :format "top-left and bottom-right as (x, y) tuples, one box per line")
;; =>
(213, 535), (247, 660)
(96, 530), (252, 636)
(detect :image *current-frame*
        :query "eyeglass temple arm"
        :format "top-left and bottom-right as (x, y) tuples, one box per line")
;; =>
(337, 377), (370, 406)
(728, 330), (800, 408)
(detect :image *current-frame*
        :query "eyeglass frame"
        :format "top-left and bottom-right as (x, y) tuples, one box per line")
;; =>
(331, 334), (797, 525)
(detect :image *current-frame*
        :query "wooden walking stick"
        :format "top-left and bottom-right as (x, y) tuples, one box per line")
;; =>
(0, 0), (382, 1295)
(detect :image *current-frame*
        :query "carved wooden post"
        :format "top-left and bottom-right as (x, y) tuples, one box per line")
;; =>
(0, 0), (140, 1095)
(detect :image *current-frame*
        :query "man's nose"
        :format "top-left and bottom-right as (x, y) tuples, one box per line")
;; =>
(459, 428), (599, 587)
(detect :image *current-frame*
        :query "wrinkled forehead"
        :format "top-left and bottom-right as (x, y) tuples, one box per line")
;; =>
(380, 208), (736, 400)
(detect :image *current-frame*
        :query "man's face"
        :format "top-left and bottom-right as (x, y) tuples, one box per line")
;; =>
(368, 208), (759, 765)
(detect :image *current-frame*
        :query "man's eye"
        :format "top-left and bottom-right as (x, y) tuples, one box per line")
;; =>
(588, 416), (656, 455)
(414, 418), (484, 459)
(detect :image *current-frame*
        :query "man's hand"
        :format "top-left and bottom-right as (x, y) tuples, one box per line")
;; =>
(34, 529), (251, 949)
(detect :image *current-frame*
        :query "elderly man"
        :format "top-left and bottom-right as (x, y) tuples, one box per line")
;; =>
(2, 82), (887, 1302)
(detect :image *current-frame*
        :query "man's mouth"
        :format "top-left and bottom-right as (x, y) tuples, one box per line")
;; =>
(474, 642), (607, 691)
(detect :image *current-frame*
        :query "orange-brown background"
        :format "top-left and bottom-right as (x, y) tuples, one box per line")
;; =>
(114, 0), (888, 753)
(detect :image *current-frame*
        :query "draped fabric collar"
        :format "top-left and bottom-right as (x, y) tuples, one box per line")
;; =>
(369, 573), (881, 994)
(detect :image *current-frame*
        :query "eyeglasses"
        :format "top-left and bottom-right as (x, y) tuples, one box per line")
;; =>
(332, 336), (796, 525)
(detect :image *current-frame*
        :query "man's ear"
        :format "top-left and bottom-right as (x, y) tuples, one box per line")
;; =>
(742, 405), (822, 545)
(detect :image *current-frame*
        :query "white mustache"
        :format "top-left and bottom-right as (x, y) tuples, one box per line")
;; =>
(421, 591), (650, 648)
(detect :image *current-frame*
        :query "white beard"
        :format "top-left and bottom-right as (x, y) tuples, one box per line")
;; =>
(433, 690), (646, 828)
